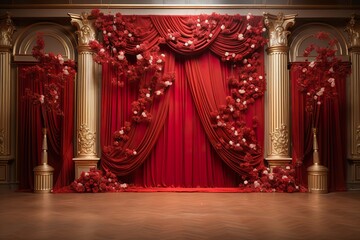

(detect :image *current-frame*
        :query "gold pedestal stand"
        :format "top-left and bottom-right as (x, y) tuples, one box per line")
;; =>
(307, 128), (328, 194)
(33, 128), (54, 193)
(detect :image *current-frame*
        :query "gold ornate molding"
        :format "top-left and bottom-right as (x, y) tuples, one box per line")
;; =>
(356, 125), (360, 155)
(68, 12), (96, 49)
(77, 123), (96, 156)
(345, 14), (360, 48)
(269, 124), (289, 156)
(0, 128), (4, 155)
(263, 12), (297, 48)
(0, 13), (15, 48)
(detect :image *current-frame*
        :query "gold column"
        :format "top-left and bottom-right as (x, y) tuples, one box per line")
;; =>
(345, 15), (360, 189)
(263, 12), (297, 169)
(0, 13), (15, 184)
(69, 12), (100, 178)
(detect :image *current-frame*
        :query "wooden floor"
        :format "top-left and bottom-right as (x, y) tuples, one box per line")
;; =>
(1, 188), (360, 240)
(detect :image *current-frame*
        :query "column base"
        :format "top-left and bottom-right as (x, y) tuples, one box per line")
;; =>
(33, 163), (54, 193)
(307, 163), (328, 194)
(347, 158), (360, 190)
(73, 157), (100, 179)
(265, 157), (292, 171)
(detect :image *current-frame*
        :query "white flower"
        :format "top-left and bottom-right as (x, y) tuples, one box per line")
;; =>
(119, 130), (124, 135)
(103, 30), (107, 34)
(238, 33), (244, 40)
(249, 143), (256, 149)
(286, 166), (290, 170)
(161, 54), (165, 57)
(243, 80), (247, 84)
(231, 127), (235, 131)
(85, 172), (89, 177)
(243, 101), (247, 105)
(282, 175), (288, 179)
(247, 13), (252, 20)
(259, 76), (263, 80)
(120, 183), (128, 188)
(108, 178), (112, 182)
(255, 88), (258, 92)
(197, 23), (201, 27)
(63, 68), (69, 75)
(117, 53), (125, 61)
(268, 173), (274, 180)
(236, 98), (241, 103)
(205, 19), (209, 24)
(328, 77), (335, 83)
(254, 181), (260, 188)
(157, 59), (163, 63)
(141, 112), (147, 117)
(229, 140), (234, 145)
(251, 44), (255, 48)
(247, 64), (252, 68)
(249, 77), (253, 81)
(136, 54), (143, 60)
(242, 138), (246, 142)
(209, 33), (213, 38)
(128, 33), (132, 37)
(216, 115), (220, 119)
(243, 59), (248, 64)
(317, 101), (321, 105)
(146, 93), (151, 98)
(253, 168), (258, 171)
(221, 24), (225, 30)
(133, 110), (138, 115)
(314, 95), (318, 100)
(263, 170), (268, 175)
(225, 52), (229, 56)
(58, 55), (64, 65)
(232, 53), (236, 58)
(136, 45), (140, 49)
(217, 122), (222, 126)
(184, 42), (188, 46)
(262, 27), (267, 32)
(302, 68), (307, 72)
(244, 180), (248, 185)
(156, 90), (162, 95)
(133, 150), (137, 155)
(331, 82), (335, 87)
(107, 32), (112, 37)
(329, 67), (334, 73)
(39, 95), (44, 104)
(99, 48), (105, 53)
(309, 61), (315, 68)
(235, 143), (240, 147)
(187, 40), (193, 45)
(239, 89), (245, 94)
(234, 130), (238, 136)
(164, 80), (172, 87)
(247, 24), (252, 30)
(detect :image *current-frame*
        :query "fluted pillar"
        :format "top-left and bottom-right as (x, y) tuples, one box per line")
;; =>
(345, 15), (360, 189)
(263, 12), (297, 169)
(0, 13), (15, 184)
(69, 12), (100, 178)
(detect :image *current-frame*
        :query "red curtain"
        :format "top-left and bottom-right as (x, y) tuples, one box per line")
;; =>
(290, 63), (347, 191)
(18, 65), (75, 190)
(99, 14), (266, 187)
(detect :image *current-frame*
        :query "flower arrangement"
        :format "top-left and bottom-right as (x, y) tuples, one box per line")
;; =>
(296, 32), (350, 119)
(70, 167), (128, 193)
(21, 33), (76, 123)
(238, 165), (306, 193)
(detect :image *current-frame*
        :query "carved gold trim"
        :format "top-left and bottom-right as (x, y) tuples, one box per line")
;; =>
(68, 12), (96, 48)
(269, 124), (289, 156)
(0, 129), (4, 155)
(77, 123), (96, 156)
(356, 125), (360, 155)
(264, 12), (296, 48)
(266, 46), (289, 54)
(345, 14), (360, 48)
(0, 13), (15, 48)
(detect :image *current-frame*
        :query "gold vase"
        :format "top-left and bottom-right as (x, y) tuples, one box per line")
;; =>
(33, 128), (54, 193)
(307, 128), (328, 194)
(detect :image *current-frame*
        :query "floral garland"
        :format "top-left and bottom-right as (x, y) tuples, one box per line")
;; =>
(296, 32), (350, 115)
(22, 33), (76, 119)
(90, 9), (174, 157)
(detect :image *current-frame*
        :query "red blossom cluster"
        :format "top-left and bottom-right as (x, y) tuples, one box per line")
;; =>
(70, 167), (128, 193)
(297, 32), (350, 113)
(238, 165), (306, 193)
(21, 33), (76, 116)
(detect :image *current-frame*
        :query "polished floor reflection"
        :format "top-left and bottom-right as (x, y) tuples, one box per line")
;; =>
(1, 188), (360, 240)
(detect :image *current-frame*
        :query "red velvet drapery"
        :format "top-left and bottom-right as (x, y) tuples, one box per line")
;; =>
(99, 14), (265, 187)
(290, 63), (347, 192)
(18, 65), (75, 190)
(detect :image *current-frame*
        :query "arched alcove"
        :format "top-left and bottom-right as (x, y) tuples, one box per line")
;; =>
(289, 22), (349, 62)
(13, 22), (77, 62)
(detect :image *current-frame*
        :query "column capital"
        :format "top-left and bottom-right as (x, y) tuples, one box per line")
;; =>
(68, 12), (96, 51)
(345, 14), (360, 49)
(0, 12), (15, 49)
(263, 12), (297, 49)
